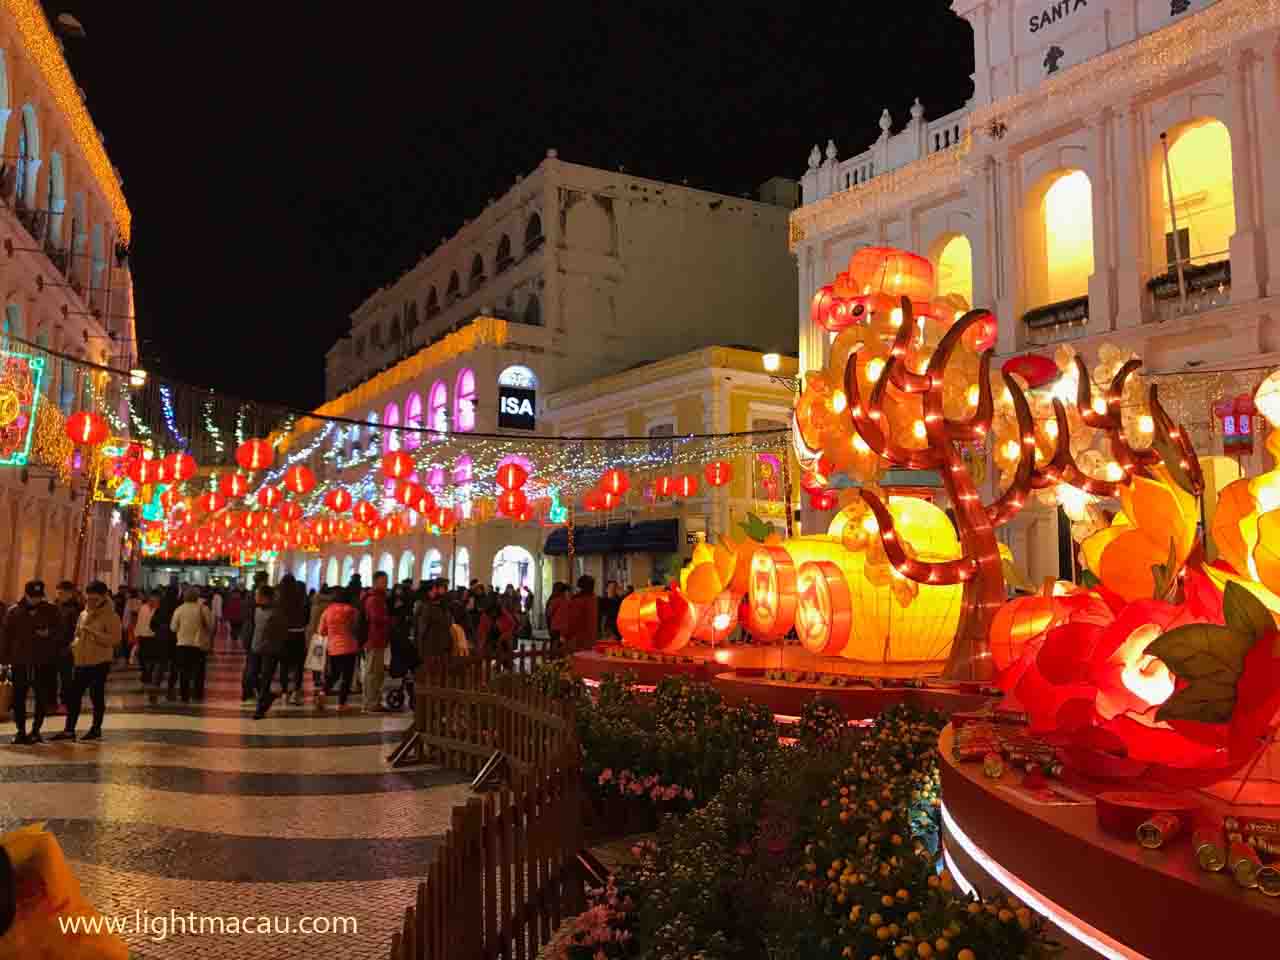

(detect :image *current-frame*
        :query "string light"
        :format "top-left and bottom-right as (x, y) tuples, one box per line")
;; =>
(159, 385), (188, 450)
(202, 396), (225, 456)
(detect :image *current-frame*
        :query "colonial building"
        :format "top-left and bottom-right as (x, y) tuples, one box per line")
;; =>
(789, 0), (1274, 584)
(0, 0), (136, 596)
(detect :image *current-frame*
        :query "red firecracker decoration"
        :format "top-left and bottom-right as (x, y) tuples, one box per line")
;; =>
(218, 472), (249, 499)
(498, 488), (528, 516)
(353, 500), (378, 525)
(600, 469), (630, 497)
(65, 411), (109, 446)
(257, 485), (284, 509)
(282, 465), (316, 495)
(704, 460), (732, 487)
(675, 474), (699, 498)
(495, 462), (529, 491)
(323, 488), (353, 513)
(235, 439), (273, 471)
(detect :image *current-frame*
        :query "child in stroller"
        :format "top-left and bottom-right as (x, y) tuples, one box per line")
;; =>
(384, 609), (420, 711)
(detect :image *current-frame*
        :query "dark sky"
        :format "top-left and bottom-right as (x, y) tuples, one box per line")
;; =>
(42, 1), (973, 409)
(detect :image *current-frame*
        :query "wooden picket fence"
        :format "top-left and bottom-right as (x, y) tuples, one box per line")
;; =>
(387, 655), (587, 960)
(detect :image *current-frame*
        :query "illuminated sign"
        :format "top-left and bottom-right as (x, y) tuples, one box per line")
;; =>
(498, 364), (538, 431)
(0, 350), (44, 466)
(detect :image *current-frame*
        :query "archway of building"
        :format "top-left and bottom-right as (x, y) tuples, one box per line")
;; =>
(930, 233), (973, 307)
(1025, 168), (1095, 307)
(492, 545), (535, 593)
(1149, 117), (1235, 275)
(422, 548), (443, 581)
(397, 550), (415, 583)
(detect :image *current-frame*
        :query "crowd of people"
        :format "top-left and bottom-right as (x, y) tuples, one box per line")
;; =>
(0, 568), (631, 742)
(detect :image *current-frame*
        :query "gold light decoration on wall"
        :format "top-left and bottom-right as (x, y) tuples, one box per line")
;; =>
(30, 397), (71, 484)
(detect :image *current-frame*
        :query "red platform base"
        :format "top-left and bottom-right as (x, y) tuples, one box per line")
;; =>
(939, 725), (1280, 959)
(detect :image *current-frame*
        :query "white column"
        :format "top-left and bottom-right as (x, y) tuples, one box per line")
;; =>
(798, 243), (825, 375)
(995, 155), (1022, 354)
(1227, 49), (1267, 301)
(972, 156), (996, 311)
(1114, 104), (1148, 328)
(1086, 113), (1117, 332)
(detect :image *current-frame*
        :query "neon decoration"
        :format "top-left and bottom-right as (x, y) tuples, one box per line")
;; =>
(546, 487), (568, 524)
(454, 368), (476, 433)
(0, 351), (43, 466)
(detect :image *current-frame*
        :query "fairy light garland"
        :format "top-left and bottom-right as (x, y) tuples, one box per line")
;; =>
(159, 385), (188, 450)
(203, 396), (225, 456)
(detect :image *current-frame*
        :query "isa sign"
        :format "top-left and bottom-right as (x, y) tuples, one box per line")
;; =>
(498, 385), (536, 430)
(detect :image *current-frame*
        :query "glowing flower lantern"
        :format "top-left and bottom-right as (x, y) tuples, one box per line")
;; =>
(691, 590), (739, 642)
(382, 451), (414, 481)
(353, 500), (378, 525)
(257, 485), (284, 510)
(675, 474), (699, 498)
(323, 488), (353, 513)
(196, 491), (226, 514)
(165, 452), (198, 482)
(600, 469), (630, 497)
(218, 472), (249, 498)
(278, 501), (302, 521)
(704, 460), (732, 488)
(65, 411), (109, 446)
(498, 488), (528, 516)
(235, 438), (273, 471)
(655, 476), (676, 498)
(395, 481), (425, 509)
(495, 462), (529, 491)
(282, 465), (316, 495)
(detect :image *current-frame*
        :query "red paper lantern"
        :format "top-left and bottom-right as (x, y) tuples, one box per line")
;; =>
(583, 489), (606, 512)
(128, 458), (162, 486)
(498, 488), (528, 516)
(353, 500), (378, 525)
(257, 485), (284, 509)
(323, 488), (353, 513)
(496, 462), (529, 491)
(396, 481), (425, 509)
(516, 505), (535, 523)
(413, 489), (436, 514)
(429, 506), (454, 531)
(675, 474), (699, 498)
(278, 501), (303, 521)
(282, 465), (316, 495)
(218, 472), (249, 498)
(165, 452), (197, 482)
(655, 476), (676, 498)
(382, 451), (414, 480)
(160, 488), (183, 511)
(601, 491), (622, 510)
(235, 439), (274, 471)
(1001, 353), (1058, 390)
(600, 469), (630, 496)
(65, 411), (109, 446)
(809, 489), (838, 511)
(704, 460), (733, 487)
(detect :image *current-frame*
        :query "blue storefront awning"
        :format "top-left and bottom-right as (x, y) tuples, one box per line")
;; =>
(622, 519), (679, 554)
(543, 522), (629, 556)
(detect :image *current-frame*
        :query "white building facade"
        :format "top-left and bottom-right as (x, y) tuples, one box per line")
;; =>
(790, 0), (1279, 584)
(0, 0), (136, 597)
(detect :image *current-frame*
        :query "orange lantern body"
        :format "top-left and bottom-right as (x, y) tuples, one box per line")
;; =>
(498, 488), (528, 516)
(675, 474), (699, 498)
(353, 501), (378, 525)
(846, 246), (935, 310)
(197, 492), (226, 513)
(396, 481), (425, 509)
(382, 452), (414, 480)
(235, 439), (273, 471)
(704, 461), (732, 487)
(218, 472), (249, 498)
(692, 589), (739, 642)
(323, 488), (353, 513)
(65, 411), (109, 446)
(496, 462), (529, 491)
(257, 485), (284, 509)
(794, 560), (852, 655)
(655, 476), (675, 498)
(167, 452), (197, 481)
(600, 469), (630, 496)
(283, 465), (316, 495)
(278, 501), (303, 521)
(747, 544), (798, 639)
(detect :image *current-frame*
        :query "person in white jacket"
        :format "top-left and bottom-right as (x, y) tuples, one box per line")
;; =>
(169, 588), (213, 703)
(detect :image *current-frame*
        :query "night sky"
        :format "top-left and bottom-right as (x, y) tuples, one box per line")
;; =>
(42, 1), (973, 409)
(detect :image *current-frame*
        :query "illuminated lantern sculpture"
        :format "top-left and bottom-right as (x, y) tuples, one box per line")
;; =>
(747, 543), (798, 639)
(600, 469), (630, 497)
(196, 491), (226, 514)
(353, 500), (378, 525)
(617, 587), (696, 652)
(257, 485), (284, 510)
(691, 590), (739, 642)
(235, 439), (273, 471)
(323, 488), (353, 513)
(278, 501), (303, 521)
(495, 462), (529, 491)
(794, 560), (853, 655)
(498, 488), (528, 516)
(166, 452), (198, 482)
(675, 474), (699, 498)
(282, 465), (316, 495)
(65, 411), (109, 446)
(382, 451), (414, 480)
(218, 471), (250, 498)
(704, 460), (732, 488)
(812, 246), (936, 333)
(655, 475), (675, 498)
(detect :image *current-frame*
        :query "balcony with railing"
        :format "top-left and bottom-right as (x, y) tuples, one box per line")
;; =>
(1144, 250), (1231, 325)
(1022, 296), (1091, 348)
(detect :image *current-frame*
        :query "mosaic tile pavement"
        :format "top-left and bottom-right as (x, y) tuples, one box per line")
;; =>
(0, 648), (470, 959)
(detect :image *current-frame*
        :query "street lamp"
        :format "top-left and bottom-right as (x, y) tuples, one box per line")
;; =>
(761, 353), (800, 393)
(129, 368), (147, 388)
(762, 352), (781, 372)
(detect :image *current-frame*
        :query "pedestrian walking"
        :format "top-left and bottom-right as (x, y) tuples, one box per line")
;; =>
(134, 590), (164, 700)
(51, 581), (120, 742)
(279, 575), (309, 706)
(0, 580), (63, 744)
(361, 571), (391, 713)
(318, 587), (361, 712)
(153, 585), (180, 701)
(305, 585), (333, 710)
(563, 575), (599, 654)
(251, 585), (289, 720)
(170, 587), (213, 703)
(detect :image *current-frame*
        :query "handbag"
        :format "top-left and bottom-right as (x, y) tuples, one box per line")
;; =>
(304, 633), (327, 673)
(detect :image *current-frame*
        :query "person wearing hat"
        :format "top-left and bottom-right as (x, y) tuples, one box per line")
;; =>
(0, 581), (63, 744)
(50, 581), (121, 742)
(52, 580), (82, 714)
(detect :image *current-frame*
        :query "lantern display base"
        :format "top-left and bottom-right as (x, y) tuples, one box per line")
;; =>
(711, 672), (991, 720)
(939, 725), (1280, 959)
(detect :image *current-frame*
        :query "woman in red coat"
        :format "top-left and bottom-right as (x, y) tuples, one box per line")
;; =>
(562, 575), (599, 654)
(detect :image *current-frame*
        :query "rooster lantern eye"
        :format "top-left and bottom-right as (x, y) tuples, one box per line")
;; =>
(852, 304), (865, 318)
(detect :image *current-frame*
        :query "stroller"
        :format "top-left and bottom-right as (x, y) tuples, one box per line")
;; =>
(384, 621), (419, 711)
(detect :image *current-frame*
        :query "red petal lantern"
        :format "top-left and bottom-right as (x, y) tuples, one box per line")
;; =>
(600, 469), (630, 496)
(323, 488), (353, 513)
(675, 474), (699, 498)
(218, 472), (249, 498)
(278, 501), (302, 521)
(496, 462), (529, 491)
(283, 465), (316, 495)
(353, 500), (378, 525)
(704, 460), (732, 487)
(396, 481), (425, 509)
(166, 452), (197, 482)
(498, 488), (528, 516)
(257, 485), (284, 509)
(655, 476), (675, 498)
(65, 411), (109, 446)
(809, 489), (838, 511)
(235, 439), (274, 471)
(382, 452), (414, 480)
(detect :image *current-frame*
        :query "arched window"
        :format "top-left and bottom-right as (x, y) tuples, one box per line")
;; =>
(1026, 169), (1095, 307)
(383, 402), (401, 498)
(446, 271), (460, 302)
(453, 455), (473, 520)
(340, 556), (355, 585)
(16, 105), (38, 208)
(405, 300), (418, 336)
(358, 554), (374, 586)
(1158, 119), (1235, 273)
(398, 551), (416, 583)
(428, 380), (448, 435)
(326, 557), (339, 587)
(454, 547), (470, 587)
(377, 552), (394, 578)
(427, 467), (446, 492)
(496, 234), (512, 271)
(523, 294), (542, 327)
(525, 213), (543, 252)
(493, 545), (535, 593)
(404, 391), (423, 450)
(423, 549), (443, 581)
(470, 253), (485, 291)
(366, 411), (380, 456)
(47, 152), (64, 246)
(454, 368), (476, 432)
(425, 287), (439, 317)
(934, 235), (973, 307)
